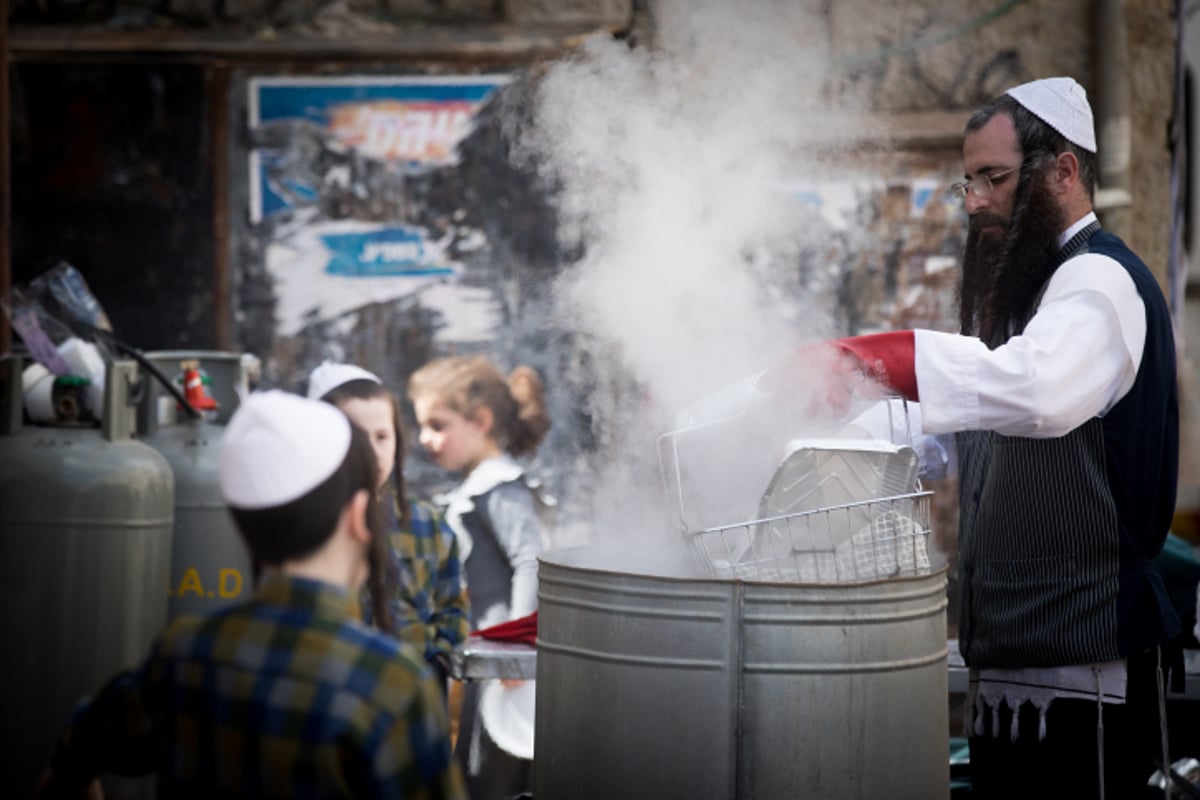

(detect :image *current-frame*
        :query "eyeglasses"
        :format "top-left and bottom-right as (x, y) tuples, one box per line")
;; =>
(950, 166), (1020, 202)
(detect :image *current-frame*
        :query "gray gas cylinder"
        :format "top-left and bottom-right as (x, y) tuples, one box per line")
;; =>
(0, 355), (174, 796)
(138, 351), (255, 621)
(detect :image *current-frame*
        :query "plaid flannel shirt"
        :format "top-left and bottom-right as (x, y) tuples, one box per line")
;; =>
(366, 487), (470, 669)
(50, 572), (465, 799)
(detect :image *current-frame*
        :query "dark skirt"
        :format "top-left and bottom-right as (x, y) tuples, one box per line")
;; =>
(454, 682), (532, 800)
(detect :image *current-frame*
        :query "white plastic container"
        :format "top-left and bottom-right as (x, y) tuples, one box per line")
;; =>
(57, 337), (106, 418)
(21, 363), (56, 423)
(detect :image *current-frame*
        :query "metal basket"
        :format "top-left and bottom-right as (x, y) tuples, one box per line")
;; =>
(657, 385), (917, 529)
(656, 372), (931, 582)
(684, 490), (934, 582)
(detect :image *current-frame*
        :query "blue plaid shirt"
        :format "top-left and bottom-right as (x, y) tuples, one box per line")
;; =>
(365, 488), (470, 669)
(50, 572), (465, 799)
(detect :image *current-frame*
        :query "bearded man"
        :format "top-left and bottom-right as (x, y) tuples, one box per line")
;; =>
(822, 77), (1182, 799)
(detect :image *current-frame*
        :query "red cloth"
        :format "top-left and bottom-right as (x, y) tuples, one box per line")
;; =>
(473, 611), (538, 647)
(831, 330), (919, 402)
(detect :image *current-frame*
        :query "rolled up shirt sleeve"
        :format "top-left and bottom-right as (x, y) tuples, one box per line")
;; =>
(485, 485), (544, 620)
(915, 253), (1145, 438)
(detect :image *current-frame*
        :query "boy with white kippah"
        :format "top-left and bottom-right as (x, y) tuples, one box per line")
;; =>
(36, 391), (466, 799)
(307, 360), (385, 402)
(796, 76), (1181, 798)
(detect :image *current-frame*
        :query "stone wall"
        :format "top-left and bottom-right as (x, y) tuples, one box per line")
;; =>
(1127, 0), (1176, 296)
(820, 0), (1174, 289)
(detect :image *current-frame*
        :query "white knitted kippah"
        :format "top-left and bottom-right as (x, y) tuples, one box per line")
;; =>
(306, 361), (382, 400)
(1005, 77), (1096, 153)
(220, 390), (351, 509)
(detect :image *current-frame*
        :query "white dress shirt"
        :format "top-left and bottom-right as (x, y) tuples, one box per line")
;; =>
(915, 212), (1146, 439)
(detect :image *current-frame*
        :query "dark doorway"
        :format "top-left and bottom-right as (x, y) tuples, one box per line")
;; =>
(10, 62), (214, 349)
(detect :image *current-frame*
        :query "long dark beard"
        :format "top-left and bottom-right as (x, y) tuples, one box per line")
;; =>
(958, 168), (1068, 348)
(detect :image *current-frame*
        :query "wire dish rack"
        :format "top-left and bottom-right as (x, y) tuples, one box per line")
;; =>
(657, 381), (934, 583)
(682, 490), (934, 582)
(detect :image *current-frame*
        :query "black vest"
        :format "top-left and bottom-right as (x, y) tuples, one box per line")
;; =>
(957, 227), (1180, 668)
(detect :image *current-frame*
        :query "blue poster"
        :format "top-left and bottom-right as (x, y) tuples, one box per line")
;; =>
(247, 75), (508, 335)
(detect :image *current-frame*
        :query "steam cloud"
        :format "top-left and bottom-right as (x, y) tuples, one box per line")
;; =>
(512, 0), (869, 561)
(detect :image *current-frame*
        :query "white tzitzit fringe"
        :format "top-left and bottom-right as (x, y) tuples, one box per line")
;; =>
(1157, 647), (1171, 800)
(1094, 667), (1105, 800)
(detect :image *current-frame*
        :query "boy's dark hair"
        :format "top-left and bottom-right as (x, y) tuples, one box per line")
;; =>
(230, 424), (392, 628)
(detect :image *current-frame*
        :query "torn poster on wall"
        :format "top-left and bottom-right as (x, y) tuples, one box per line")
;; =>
(247, 75), (509, 337)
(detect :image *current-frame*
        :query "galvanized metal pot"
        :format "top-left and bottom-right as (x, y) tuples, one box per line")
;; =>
(534, 545), (949, 799)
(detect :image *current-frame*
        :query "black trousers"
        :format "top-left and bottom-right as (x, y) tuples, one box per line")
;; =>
(968, 647), (1166, 800)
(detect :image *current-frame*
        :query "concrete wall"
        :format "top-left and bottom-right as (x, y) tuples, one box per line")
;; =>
(822, 0), (1174, 290)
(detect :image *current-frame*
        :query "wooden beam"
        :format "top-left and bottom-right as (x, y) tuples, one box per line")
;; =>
(6, 22), (603, 64)
(798, 111), (967, 151)
(1, 0), (10, 356)
(208, 63), (233, 351)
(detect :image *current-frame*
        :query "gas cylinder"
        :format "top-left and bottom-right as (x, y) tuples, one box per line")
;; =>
(138, 351), (256, 621)
(0, 354), (174, 796)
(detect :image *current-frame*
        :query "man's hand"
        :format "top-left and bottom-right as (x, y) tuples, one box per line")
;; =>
(830, 331), (918, 402)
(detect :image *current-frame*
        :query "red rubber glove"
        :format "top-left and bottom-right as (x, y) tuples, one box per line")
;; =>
(757, 331), (917, 423)
(830, 330), (918, 402)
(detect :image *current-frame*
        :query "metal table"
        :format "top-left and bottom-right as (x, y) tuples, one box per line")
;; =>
(451, 637), (537, 681)
(456, 636), (1200, 699)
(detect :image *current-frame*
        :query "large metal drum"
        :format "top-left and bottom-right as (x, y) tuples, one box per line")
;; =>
(0, 357), (174, 796)
(138, 351), (254, 620)
(534, 544), (949, 799)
